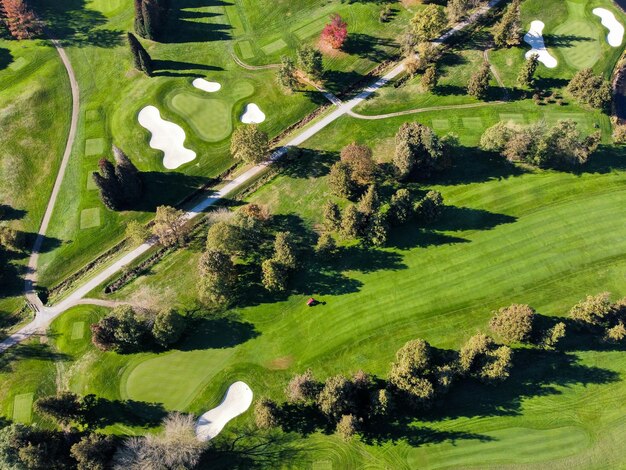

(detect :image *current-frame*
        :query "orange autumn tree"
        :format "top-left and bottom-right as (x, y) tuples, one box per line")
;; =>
(1, 0), (38, 40)
(321, 13), (347, 50)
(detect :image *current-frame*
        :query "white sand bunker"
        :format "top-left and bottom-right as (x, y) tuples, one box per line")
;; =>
(524, 20), (558, 68)
(593, 8), (624, 47)
(195, 381), (253, 442)
(241, 103), (266, 124)
(192, 78), (222, 93)
(138, 106), (196, 170)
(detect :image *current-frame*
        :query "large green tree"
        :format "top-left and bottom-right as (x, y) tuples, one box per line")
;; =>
(230, 125), (269, 163)
(493, 0), (521, 47)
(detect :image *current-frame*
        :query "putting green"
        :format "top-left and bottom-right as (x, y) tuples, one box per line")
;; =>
(121, 349), (235, 410)
(552, 1), (602, 69)
(12, 393), (33, 423)
(166, 80), (254, 143)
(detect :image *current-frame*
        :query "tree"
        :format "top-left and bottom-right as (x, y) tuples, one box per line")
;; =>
(422, 65), (438, 91)
(388, 339), (435, 406)
(534, 119), (600, 167)
(414, 190), (444, 224)
(152, 205), (189, 246)
(370, 388), (392, 417)
(340, 142), (376, 185)
(567, 69), (612, 110)
(286, 369), (319, 403)
(411, 5), (447, 42)
(415, 41), (441, 72)
(323, 201), (342, 231)
(90, 306), (147, 353)
(480, 121), (517, 152)
(254, 398), (280, 429)
(393, 122), (443, 179)
(240, 203), (271, 224)
(315, 232), (337, 257)
(389, 188), (413, 225)
(490, 304), (535, 343)
(336, 414), (358, 441)
(93, 159), (124, 210)
(34, 392), (82, 428)
(1, 0), (39, 40)
(198, 249), (238, 305)
(230, 125), (269, 163)
(605, 322), (626, 342)
(152, 309), (186, 347)
(329, 161), (357, 199)
(357, 184), (379, 216)
(467, 61), (491, 99)
(541, 322), (566, 350)
(261, 258), (288, 292)
(340, 205), (362, 239)
(493, 0), (521, 48)
(133, 0), (145, 36)
(317, 375), (355, 421)
(364, 212), (388, 247)
(569, 292), (613, 327)
(297, 45), (324, 79)
(70, 433), (116, 470)
(273, 231), (297, 270)
(399, 31), (418, 58)
(134, 0), (168, 40)
(127, 32), (152, 76)
(446, 0), (469, 24)
(459, 333), (512, 382)
(517, 53), (539, 87)
(114, 146), (143, 202)
(125, 220), (150, 245)
(0, 226), (24, 251)
(91, 315), (119, 351)
(205, 221), (245, 255)
(321, 13), (348, 49)
(277, 55), (298, 91)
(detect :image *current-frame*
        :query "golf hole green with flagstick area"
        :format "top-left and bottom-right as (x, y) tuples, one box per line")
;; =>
(165, 80), (255, 143)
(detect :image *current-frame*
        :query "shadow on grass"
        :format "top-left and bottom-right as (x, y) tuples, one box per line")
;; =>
(343, 33), (398, 63)
(576, 145), (626, 175)
(431, 206), (517, 232)
(163, 0), (233, 43)
(544, 34), (594, 48)
(205, 427), (308, 469)
(0, 342), (70, 373)
(32, 0), (123, 47)
(274, 148), (338, 179)
(130, 171), (214, 213)
(177, 315), (259, 351)
(82, 395), (167, 429)
(0, 48), (12, 71)
(151, 60), (224, 78)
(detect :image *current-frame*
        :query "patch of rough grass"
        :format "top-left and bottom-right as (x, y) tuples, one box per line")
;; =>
(12, 392), (33, 423)
(80, 208), (101, 229)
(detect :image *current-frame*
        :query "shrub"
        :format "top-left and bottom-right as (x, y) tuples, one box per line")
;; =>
(254, 398), (280, 429)
(336, 414), (359, 441)
(317, 375), (355, 421)
(151, 309), (186, 347)
(569, 292), (613, 327)
(286, 369), (319, 403)
(489, 304), (535, 343)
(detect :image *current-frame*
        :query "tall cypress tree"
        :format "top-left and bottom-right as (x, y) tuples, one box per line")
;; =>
(133, 0), (146, 37)
(127, 32), (152, 76)
(93, 159), (124, 210)
(113, 146), (143, 202)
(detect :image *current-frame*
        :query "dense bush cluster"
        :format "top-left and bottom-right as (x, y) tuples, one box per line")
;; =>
(567, 69), (612, 111)
(480, 119), (600, 168)
(90, 305), (187, 353)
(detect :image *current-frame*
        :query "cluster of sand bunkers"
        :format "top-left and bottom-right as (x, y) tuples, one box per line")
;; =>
(524, 7), (623, 68)
(138, 77), (266, 169)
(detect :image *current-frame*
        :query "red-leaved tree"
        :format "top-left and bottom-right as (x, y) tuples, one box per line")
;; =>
(1, 0), (38, 40)
(321, 13), (347, 50)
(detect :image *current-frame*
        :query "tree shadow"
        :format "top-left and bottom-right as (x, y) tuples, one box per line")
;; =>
(0, 342), (70, 373)
(130, 171), (214, 213)
(176, 315), (259, 351)
(533, 77), (570, 90)
(274, 148), (338, 179)
(361, 420), (494, 447)
(163, 0), (233, 43)
(574, 145), (626, 175)
(324, 69), (366, 96)
(343, 33), (398, 63)
(0, 48), (12, 71)
(151, 60), (224, 78)
(431, 206), (517, 232)
(387, 227), (469, 251)
(205, 427), (309, 469)
(82, 395), (167, 429)
(544, 34), (594, 48)
(429, 146), (529, 186)
(0, 204), (26, 221)
(31, 0), (123, 47)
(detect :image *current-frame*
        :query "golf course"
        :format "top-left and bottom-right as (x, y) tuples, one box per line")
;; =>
(1, 0), (626, 468)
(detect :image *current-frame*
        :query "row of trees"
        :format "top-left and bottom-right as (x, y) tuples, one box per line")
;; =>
(569, 292), (626, 342)
(480, 118), (600, 167)
(93, 146), (143, 211)
(0, 0), (38, 40)
(91, 304), (186, 353)
(133, 0), (168, 41)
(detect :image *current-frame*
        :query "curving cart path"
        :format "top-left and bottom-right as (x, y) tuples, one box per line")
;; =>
(1, 0), (503, 353)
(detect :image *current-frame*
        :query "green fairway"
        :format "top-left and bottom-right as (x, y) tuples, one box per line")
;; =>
(12, 393), (33, 424)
